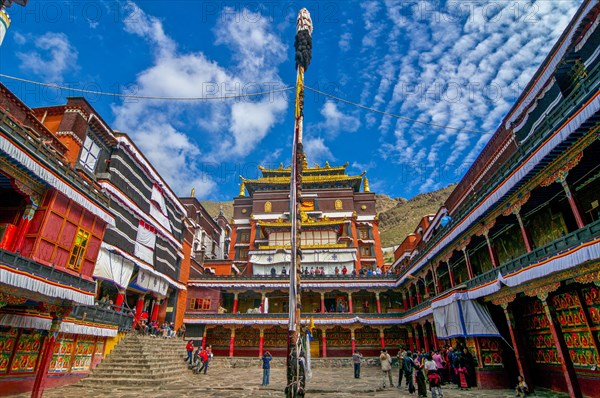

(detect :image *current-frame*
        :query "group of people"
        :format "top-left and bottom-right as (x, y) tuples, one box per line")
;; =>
(138, 320), (177, 338)
(302, 266), (327, 275)
(185, 340), (213, 374)
(395, 345), (477, 397)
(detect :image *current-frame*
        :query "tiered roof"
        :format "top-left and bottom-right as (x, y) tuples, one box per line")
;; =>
(241, 161), (365, 195)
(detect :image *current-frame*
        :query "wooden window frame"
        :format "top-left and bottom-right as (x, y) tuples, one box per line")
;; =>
(67, 228), (90, 271)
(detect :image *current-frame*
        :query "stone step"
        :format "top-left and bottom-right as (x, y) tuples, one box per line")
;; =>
(102, 355), (185, 364)
(79, 376), (182, 386)
(108, 350), (184, 357)
(92, 367), (184, 377)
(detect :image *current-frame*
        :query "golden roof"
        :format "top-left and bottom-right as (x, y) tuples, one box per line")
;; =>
(258, 161), (350, 175)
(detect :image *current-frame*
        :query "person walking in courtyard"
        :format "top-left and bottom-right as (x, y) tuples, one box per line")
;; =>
(352, 350), (363, 378)
(425, 353), (442, 398)
(414, 352), (427, 397)
(261, 351), (273, 385)
(396, 347), (406, 388)
(197, 348), (210, 374)
(380, 349), (393, 388)
(403, 350), (415, 393)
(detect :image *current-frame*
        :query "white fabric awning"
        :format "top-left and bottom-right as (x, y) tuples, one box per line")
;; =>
(250, 249), (356, 265)
(433, 297), (500, 339)
(93, 246), (135, 289)
(132, 268), (169, 297)
(0, 313), (118, 337)
(0, 264), (95, 306)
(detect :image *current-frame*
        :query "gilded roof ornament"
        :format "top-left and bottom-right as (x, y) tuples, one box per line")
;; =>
(239, 182), (246, 197)
(364, 176), (370, 192)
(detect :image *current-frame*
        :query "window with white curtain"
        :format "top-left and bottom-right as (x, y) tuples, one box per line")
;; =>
(79, 136), (101, 173)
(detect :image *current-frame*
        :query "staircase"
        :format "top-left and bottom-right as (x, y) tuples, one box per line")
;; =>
(77, 334), (188, 387)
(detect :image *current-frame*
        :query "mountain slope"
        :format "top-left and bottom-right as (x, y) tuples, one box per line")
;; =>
(377, 185), (455, 248)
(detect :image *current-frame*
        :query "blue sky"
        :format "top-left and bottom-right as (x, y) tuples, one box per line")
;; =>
(0, 0), (580, 200)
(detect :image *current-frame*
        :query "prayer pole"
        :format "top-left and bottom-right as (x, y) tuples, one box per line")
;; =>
(286, 8), (312, 398)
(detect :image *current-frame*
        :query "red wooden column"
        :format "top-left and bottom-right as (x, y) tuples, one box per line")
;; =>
(228, 327), (236, 357)
(416, 285), (422, 304)
(115, 289), (126, 311)
(233, 292), (239, 313)
(201, 328), (207, 349)
(446, 261), (455, 288)
(402, 292), (408, 311)
(499, 301), (532, 387)
(502, 193), (533, 253)
(539, 292), (582, 398)
(321, 329), (327, 358)
(429, 323), (439, 350)
(31, 306), (71, 398)
(408, 290), (414, 308)
(350, 328), (356, 353)
(379, 328), (386, 349)
(431, 265), (440, 295)
(407, 326), (415, 352)
(348, 292), (353, 313)
(151, 299), (161, 322)
(320, 292), (326, 313)
(483, 232), (498, 268)
(260, 292), (266, 313)
(134, 294), (145, 325)
(258, 328), (265, 357)
(422, 323), (431, 353)
(415, 325), (422, 352)
(11, 200), (39, 252)
(375, 292), (382, 314)
(462, 248), (475, 279)
(515, 212), (532, 252)
(540, 156), (585, 229)
(559, 177), (585, 229)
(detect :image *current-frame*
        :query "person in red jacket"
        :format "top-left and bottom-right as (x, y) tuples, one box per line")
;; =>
(185, 340), (194, 364)
(198, 348), (210, 374)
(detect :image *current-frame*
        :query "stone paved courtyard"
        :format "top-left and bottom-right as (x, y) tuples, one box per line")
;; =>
(21, 366), (572, 398)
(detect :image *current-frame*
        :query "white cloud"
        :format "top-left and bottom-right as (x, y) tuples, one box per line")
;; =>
(316, 101), (360, 136)
(304, 137), (334, 165)
(16, 32), (78, 82)
(367, 0), (580, 192)
(112, 2), (288, 198)
(339, 32), (352, 52)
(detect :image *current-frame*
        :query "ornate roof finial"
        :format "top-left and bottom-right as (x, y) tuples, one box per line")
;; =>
(364, 176), (370, 192)
(279, 162), (284, 170)
(191, 187), (195, 197)
(239, 182), (246, 197)
(325, 161), (331, 168)
(302, 156), (308, 169)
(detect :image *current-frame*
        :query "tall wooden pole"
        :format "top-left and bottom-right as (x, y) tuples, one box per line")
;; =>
(287, 8), (312, 398)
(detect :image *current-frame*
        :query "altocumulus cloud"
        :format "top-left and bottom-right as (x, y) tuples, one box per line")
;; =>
(358, 0), (580, 193)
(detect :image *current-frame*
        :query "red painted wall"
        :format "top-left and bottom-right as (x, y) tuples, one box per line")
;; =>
(21, 190), (106, 280)
(186, 286), (221, 313)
